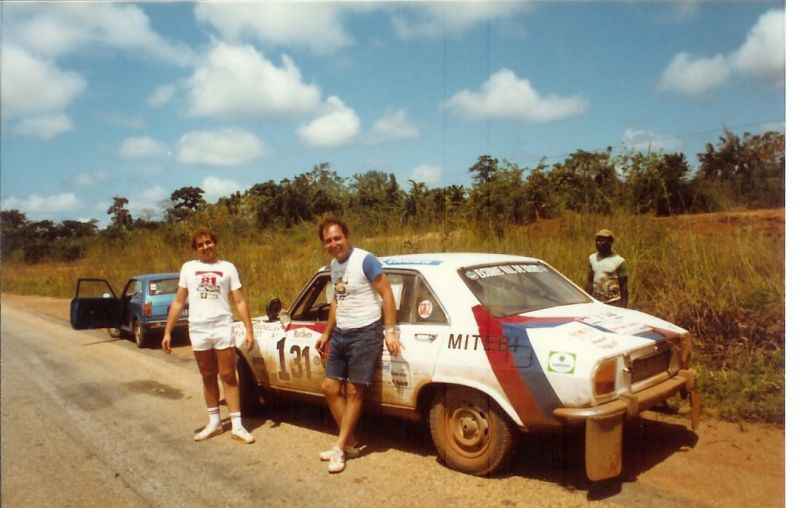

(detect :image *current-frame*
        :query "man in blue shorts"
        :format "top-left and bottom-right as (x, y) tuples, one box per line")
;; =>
(314, 218), (401, 474)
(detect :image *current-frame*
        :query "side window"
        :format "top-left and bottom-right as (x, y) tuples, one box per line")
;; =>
(123, 280), (140, 298)
(388, 272), (447, 325)
(290, 276), (333, 322)
(412, 278), (447, 324)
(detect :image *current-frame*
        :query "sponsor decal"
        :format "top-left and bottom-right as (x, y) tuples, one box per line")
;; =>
(381, 258), (443, 265)
(418, 300), (433, 320)
(547, 352), (576, 374)
(465, 264), (546, 280)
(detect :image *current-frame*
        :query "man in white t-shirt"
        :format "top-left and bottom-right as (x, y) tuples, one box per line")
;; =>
(314, 218), (401, 474)
(162, 227), (256, 443)
(586, 228), (629, 308)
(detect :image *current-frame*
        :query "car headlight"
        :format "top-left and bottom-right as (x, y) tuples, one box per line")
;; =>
(593, 357), (618, 397)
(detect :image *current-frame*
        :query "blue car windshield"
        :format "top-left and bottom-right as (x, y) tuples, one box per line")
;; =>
(459, 262), (591, 316)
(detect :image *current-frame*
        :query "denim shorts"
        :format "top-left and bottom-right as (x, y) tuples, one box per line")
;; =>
(325, 319), (384, 385)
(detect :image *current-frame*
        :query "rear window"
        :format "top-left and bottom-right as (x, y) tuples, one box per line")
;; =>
(149, 278), (179, 295)
(459, 262), (590, 316)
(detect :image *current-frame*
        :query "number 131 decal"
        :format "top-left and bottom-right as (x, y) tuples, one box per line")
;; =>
(277, 338), (312, 381)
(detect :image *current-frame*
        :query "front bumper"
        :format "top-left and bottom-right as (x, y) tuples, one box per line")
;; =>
(553, 369), (698, 424)
(552, 369), (700, 482)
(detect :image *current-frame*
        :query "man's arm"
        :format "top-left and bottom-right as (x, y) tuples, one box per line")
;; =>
(585, 269), (595, 296)
(315, 296), (337, 356)
(618, 276), (629, 308)
(371, 273), (400, 356)
(162, 287), (188, 354)
(231, 288), (255, 352)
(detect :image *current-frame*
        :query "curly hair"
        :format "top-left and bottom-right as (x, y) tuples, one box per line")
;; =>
(191, 227), (218, 249)
(317, 217), (349, 242)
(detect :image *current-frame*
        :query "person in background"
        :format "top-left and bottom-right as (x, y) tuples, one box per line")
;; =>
(314, 218), (401, 474)
(585, 228), (629, 308)
(162, 227), (256, 443)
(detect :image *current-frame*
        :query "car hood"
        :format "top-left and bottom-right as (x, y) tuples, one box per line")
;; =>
(488, 302), (686, 357)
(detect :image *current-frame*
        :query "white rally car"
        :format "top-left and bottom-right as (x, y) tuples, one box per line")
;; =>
(235, 253), (700, 480)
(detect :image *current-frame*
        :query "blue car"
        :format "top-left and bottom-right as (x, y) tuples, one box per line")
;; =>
(70, 273), (188, 348)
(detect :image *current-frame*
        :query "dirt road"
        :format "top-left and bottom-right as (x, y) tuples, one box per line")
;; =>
(1, 294), (785, 507)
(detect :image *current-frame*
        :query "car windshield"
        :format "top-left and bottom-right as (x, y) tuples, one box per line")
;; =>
(150, 278), (179, 295)
(459, 262), (591, 316)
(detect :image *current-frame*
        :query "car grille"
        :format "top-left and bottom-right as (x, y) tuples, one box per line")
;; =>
(630, 349), (671, 384)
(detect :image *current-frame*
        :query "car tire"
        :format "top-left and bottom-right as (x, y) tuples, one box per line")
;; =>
(237, 354), (264, 417)
(133, 320), (149, 349)
(429, 385), (517, 476)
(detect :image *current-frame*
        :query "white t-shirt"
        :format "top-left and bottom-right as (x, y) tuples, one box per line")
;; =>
(331, 247), (383, 330)
(179, 259), (242, 324)
(589, 253), (627, 304)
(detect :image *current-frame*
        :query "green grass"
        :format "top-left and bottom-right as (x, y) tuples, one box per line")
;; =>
(1, 211), (784, 424)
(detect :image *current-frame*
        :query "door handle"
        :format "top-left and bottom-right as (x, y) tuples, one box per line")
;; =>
(414, 333), (437, 341)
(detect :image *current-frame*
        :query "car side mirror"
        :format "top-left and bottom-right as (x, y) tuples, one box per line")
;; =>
(266, 298), (282, 322)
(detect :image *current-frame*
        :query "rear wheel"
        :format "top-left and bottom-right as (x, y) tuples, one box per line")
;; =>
(428, 385), (517, 476)
(133, 321), (149, 348)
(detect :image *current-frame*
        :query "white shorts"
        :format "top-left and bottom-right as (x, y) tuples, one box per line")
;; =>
(189, 317), (234, 351)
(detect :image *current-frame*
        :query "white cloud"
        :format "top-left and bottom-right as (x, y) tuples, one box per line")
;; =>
(296, 96), (360, 148)
(659, 8), (784, 97)
(126, 185), (169, 215)
(442, 69), (589, 123)
(1, 45), (86, 118)
(658, 53), (731, 97)
(201, 176), (246, 203)
(187, 42), (321, 119)
(119, 137), (169, 159)
(368, 109), (420, 144)
(177, 128), (267, 167)
(730, 8), (785, 84)
(409, 164), (443, 185)
(621, 129), (683, 153)
(12, 114), (73, 140)
(195, 2), (353, 55)
(2, 193), (81, 216)
(148, 84), (176, 108)
(8, 3), (195, 66)
(65, 171), (114, 189)
(392, 2), (529, 40)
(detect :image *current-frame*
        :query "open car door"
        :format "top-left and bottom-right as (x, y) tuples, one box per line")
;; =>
(70, 278), (123, 330)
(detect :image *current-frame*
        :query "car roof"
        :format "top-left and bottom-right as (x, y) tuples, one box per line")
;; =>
(132, 272), (180, 280)
(379, 252), (541, 271)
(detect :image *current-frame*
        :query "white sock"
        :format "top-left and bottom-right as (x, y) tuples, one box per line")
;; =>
(230, 411), (243, 430)
(207, 406), (221, 428)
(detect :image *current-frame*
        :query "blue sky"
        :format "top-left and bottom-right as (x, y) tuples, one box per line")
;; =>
(0, 1), (787, 225)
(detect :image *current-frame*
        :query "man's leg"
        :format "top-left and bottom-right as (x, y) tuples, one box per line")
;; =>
(194, 349), (220, 408)
(335, 382), (365, 450)
(193, 349), (224, 440)
(216, 347), (240, 412)
(216, 347), (254, 443)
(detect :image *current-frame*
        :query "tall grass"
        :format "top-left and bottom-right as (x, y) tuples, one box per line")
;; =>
(1, 210), (784, 423)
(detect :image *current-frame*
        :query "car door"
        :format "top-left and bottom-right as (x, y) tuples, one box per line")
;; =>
(119, 278), (143, 332)
(367, 270), (449, 407)
(70, 278), (123, 330)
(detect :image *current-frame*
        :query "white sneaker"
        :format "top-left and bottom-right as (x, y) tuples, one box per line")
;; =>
(231, 427), (255, 444)
(327, 447), (346, 474)
(194, 423), (223, 441)
(320, 444), (360, 461)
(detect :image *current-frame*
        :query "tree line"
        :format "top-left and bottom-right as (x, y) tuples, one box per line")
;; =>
(1, 129), (784, 262)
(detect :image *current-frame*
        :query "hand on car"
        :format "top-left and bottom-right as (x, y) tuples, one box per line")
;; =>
(385, 331), (402, 356)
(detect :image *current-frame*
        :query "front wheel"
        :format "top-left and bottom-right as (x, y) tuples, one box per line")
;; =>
(133, 321), (149, 349)
(428, 385), (517, 476)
